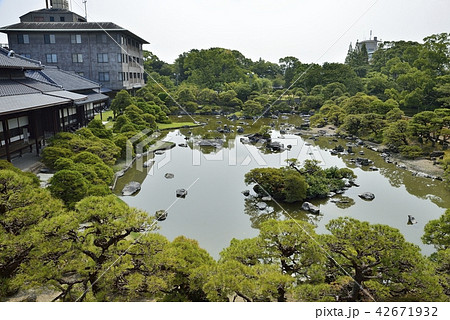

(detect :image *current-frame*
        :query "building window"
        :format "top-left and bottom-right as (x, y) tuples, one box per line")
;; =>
(60, 17), (65, 22)
(117, 53), (122, 63)
(72, 53), (83, 63)
(97, 53), (109, 63)
(17, 34), (30, 44)
(44, 34), (56, 44)
(97, 34), (107, 43)
(99, 72), (110, 82)
(50, 16), (55, 22)
(21, 53), (31, 59)
(71, 34), (82, 44)
(46, 54), (58, 63)
(118, 72), (124, 81)
(34, 16), (44, 22)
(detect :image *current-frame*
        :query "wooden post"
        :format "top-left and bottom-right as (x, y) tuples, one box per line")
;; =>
(33, 113), (40, 156)
(2, 119), (11, 162)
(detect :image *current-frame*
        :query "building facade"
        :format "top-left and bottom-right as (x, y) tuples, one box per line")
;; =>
(355, 36), (381, 60)
(0, 5), (148, 91)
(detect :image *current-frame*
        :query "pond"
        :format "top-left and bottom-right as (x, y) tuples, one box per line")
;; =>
(117, 115), (449, 259)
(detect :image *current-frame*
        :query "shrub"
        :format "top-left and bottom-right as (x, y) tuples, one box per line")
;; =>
(72, 151), (103, 165)
(54, 157), (75, 171)
(113, 134), (134, 159)
(42, 147), (74, 169)
(399, 145), (423, 159)
(49, 170), (88, 208)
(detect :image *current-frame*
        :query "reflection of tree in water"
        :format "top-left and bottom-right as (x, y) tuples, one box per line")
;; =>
(378, 167), (404, 188)
(244, 198), (281, 229)
(243, 197), (323, 229)
(331, 196), (356, 209)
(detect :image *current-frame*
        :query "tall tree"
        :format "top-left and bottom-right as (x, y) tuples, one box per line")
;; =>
(324, 217), (444, 301)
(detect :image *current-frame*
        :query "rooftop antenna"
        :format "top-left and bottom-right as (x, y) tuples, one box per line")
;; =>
(370, 30), (372, 40)
(83, 0), (88, 20)
(46, 0), (49, 9)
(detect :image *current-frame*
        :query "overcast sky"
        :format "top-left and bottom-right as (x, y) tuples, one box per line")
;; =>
(0, 0), (449, 64)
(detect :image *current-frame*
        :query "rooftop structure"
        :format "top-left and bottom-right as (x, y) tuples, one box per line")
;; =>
(0, 3), (148, 91)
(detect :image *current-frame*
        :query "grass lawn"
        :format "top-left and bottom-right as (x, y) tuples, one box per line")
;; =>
(92, 112), (200, 131)
(157, 122), (199, 130)
(94, 110), (114, 129)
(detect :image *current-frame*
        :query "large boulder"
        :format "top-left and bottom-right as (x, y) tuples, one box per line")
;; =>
(257, 202), (268, 210)
(122, 181), (141, 196)
(358, 192), (375, 201)
(267, 141), (284, 151)
(176, 189), (188, 198)
(356, 157), (370, 166)
(301, 202), (320, 214)
(430, 151), (444, 158)
(155, 210), (168, 221)
(143, 159), (155, 168)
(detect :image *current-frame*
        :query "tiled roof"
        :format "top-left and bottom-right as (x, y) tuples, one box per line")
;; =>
(0, 22), (149, 44)
(45, 90), (86, 102)
(0, 79), (62, 97)
(16, 78), (62, 92)
(0, 93), (71, 115)
(74, 92), (109, 105)
(0, 47), (42, 69)
(27, 66), (101, 91)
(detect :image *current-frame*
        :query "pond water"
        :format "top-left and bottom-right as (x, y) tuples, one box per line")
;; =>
(118, 116), (449, 259)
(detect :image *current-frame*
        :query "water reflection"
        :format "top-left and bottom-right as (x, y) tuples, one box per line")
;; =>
(118, 115), (448, 258)
(243, 197), (323, 229)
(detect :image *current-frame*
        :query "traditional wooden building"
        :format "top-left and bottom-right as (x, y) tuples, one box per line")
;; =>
(26, 65), (109, 127)
(0, 47), (106, 161)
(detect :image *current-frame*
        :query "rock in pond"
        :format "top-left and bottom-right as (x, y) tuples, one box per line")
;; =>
(116, 170), (126, 178)
(165, 173), (175, 179)
(407, 215), (417, 225)
(358, 192), (375, 201)
(301, 202), (320, 214)
(122, 181), (141, 196)
(155, 210), (168, 221)
(143, 159), (155, 168)
(176, 189), (188, 198)
(256, 202), (268, 210)
(241, 190), (250, 197)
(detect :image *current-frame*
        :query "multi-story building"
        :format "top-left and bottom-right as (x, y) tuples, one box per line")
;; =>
(0, 1), (148, 91)
(354, 36), (381, 60)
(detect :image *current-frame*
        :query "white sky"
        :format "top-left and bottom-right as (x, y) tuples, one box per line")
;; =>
(0, 0), (449, 64)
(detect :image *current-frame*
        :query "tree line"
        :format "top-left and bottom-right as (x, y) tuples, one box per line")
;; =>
(139, 33), (450, 186)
